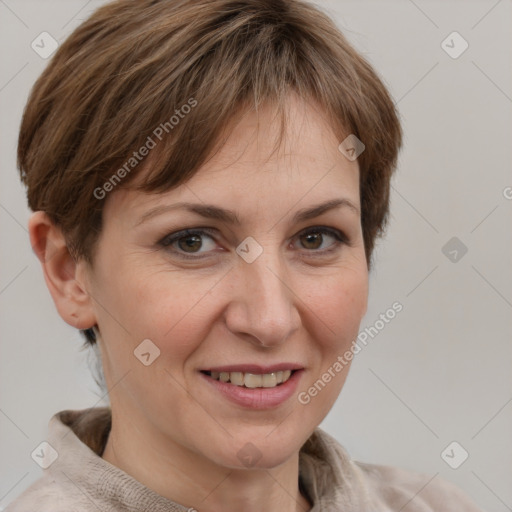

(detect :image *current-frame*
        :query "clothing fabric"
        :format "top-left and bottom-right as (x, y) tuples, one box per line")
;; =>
(4, 407), (481, 511)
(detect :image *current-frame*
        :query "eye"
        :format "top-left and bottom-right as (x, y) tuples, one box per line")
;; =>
(158, 226), (349, 261)
(293, 226), (348, 254)
(159, 228), (219, 259)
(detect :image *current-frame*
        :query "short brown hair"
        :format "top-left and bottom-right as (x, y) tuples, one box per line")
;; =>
(18, 0), (402, 346)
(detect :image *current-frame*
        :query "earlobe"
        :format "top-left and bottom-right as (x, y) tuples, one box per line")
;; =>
(28, 211), (97, 330)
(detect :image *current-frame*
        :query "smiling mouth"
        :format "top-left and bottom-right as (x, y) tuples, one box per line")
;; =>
(200, 370), (296, 388)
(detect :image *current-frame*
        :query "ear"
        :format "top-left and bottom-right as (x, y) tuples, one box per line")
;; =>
(28, 211), (97, 330)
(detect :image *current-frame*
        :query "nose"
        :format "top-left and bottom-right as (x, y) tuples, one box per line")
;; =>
(224, 246), (301, 348)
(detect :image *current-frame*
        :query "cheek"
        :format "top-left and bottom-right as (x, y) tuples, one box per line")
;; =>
(96, 268), (222, 407)
(97, 244), (367, 364)
(109, 267), (222, 359)
(304, 266), (368, 348)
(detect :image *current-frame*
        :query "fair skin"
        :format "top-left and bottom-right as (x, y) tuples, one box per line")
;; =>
(29, 93), (368, 512)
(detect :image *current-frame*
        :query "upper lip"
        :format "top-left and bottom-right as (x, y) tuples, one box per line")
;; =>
(200, 363), (304, 374)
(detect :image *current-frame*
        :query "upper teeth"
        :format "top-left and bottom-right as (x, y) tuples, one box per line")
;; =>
(210, 370), (293, 388)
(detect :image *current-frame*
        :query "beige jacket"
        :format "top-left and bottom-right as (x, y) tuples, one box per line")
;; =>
(4, 407), (481, 511)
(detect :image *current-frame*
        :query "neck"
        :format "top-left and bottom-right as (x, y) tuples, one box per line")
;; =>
(101, 409), (312, 512)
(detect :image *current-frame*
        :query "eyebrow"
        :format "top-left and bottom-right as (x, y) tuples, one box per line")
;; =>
(135, 198), (360, 227)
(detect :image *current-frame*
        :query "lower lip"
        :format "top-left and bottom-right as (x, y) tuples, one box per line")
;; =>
(199, 370), (304, 410)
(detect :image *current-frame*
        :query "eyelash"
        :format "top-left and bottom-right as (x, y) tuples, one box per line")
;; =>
(158, 226), (350, 261)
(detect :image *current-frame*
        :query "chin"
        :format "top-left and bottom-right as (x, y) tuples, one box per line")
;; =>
(213, 431), (303, 471)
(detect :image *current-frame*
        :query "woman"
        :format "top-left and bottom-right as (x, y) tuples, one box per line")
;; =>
(6, 0), (481, 510)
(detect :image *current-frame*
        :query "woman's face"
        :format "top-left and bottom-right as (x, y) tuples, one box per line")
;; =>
(82, 94), (368, 469)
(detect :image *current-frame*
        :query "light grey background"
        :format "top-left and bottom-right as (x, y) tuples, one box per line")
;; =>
(1, 0), (511, 510)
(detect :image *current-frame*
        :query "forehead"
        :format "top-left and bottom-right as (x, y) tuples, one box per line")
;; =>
(104, 93), (360, 224)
